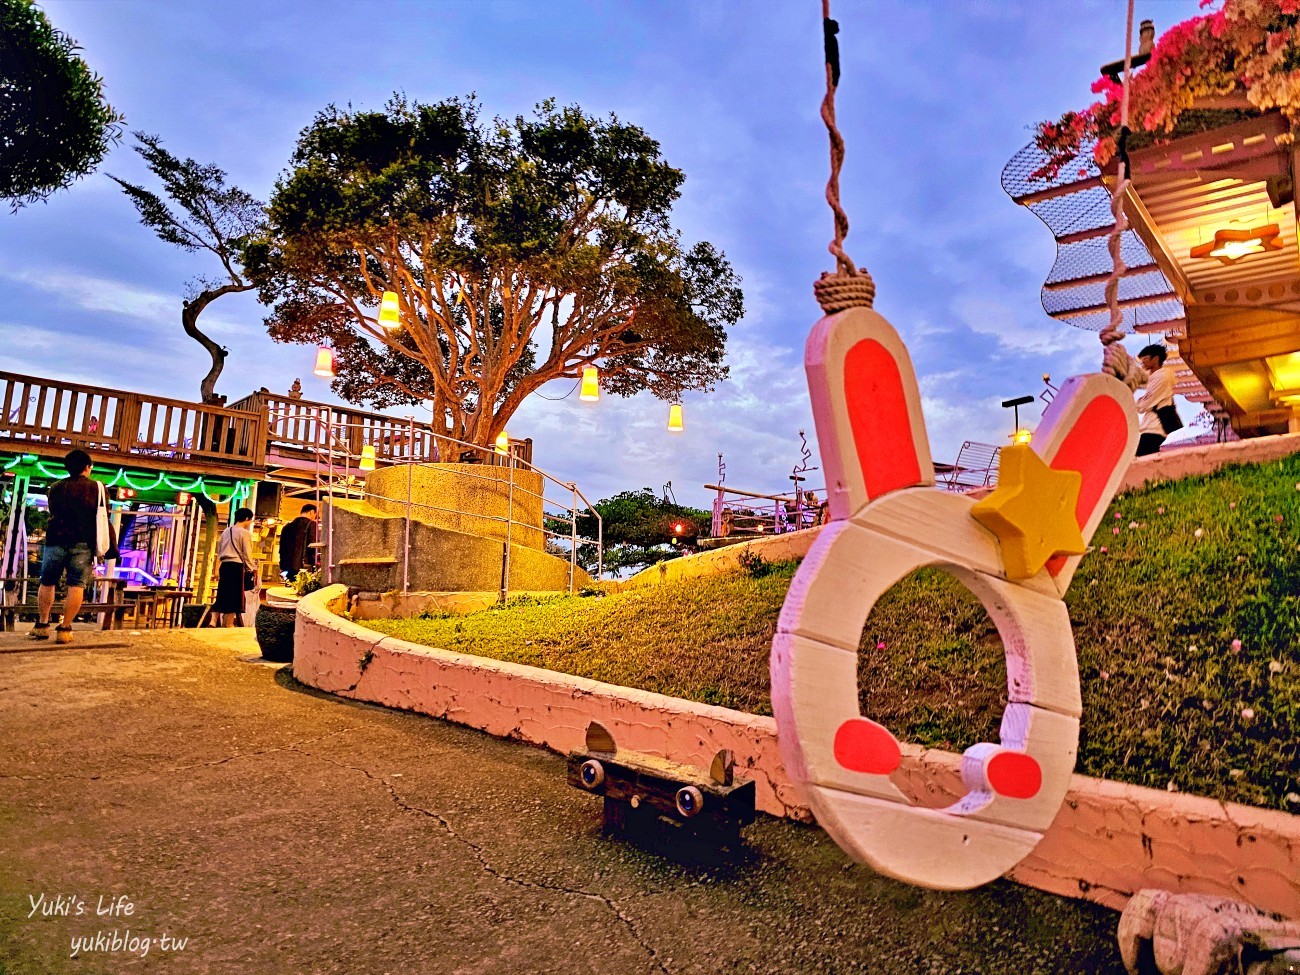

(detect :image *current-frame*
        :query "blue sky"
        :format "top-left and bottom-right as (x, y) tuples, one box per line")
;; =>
(1, 0), (1203, 509)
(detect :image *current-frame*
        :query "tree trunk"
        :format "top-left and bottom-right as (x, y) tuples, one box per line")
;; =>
(182, 282), (253, 405)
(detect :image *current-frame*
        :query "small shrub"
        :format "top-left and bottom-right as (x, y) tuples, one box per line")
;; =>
(292, 569), (323, 597)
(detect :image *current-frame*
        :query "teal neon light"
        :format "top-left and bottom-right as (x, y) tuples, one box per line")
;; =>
(17, 459), (250, 504)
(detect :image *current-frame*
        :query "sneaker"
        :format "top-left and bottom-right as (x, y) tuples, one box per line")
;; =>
(28, 623), (50, 641)
(55, 626), (73, 645)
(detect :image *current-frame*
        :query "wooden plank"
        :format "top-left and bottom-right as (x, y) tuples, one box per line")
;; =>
(33, 385), (48, 436)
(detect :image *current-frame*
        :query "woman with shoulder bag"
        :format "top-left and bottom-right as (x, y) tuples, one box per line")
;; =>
(214, 507), (258, 627)
(1135, 344), (1180, 457)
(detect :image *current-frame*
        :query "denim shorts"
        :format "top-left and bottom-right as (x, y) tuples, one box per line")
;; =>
(39, 543), (93, 588)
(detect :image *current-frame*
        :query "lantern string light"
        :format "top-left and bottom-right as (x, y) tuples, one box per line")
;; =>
(313, 346), (336, 378)
(667, 402), (685, 432)
(378, 291), (402, 331)
(580, 365), (600, 402)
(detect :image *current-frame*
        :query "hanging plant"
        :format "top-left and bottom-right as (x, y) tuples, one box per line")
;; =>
(1031, 0), (1300, 182)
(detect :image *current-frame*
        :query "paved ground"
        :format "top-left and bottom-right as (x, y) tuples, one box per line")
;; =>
(0, 624), (1129, 975)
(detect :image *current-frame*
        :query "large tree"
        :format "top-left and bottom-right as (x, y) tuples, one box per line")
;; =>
(1, 0), (123, 210)
(110, 133), (266, 404)
(245, 95), (743, 446)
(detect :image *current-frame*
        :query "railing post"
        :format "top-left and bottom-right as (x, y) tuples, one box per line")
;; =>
(569, 482), (578, 595)
(403, 416), (413, 594)
(500, 456), (515, 603)
(116, 394), (142, 454)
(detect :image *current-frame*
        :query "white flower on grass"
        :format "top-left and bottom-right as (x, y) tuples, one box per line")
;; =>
(1269, 660), (1283, 674)
(1193, 528), (1204, 538)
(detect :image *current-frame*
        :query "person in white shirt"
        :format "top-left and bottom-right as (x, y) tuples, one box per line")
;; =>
(1135, 344), (1177, 457)
(214, 507), (257, 627)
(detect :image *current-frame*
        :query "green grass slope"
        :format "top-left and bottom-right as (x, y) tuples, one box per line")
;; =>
(366, 455), (1300, 811)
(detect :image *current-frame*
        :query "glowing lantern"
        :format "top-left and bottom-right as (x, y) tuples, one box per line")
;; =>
(580, 366), (600, 402)
(667, 403), (684, 432)
(378, 291), (401, 332)
(359, 445), (376, 471)
(495, 431), (510, 455)
(313, 346), (336, 378)
(1013, 428), (1033, 445)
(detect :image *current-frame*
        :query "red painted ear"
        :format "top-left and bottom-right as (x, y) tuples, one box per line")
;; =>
(806, 307), (935, 521)
(1032, 374), (1139, 594)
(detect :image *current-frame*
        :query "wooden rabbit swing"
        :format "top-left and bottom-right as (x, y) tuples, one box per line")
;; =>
(770, 1), (1140, 889)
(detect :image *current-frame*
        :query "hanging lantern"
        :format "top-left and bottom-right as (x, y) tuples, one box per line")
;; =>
(313, 346), (336, 378)
(494, 430), (510, 455)
(378, 291), (401, 332)
(580, 365), (600, 402)
(359, 445), (376, 471)
(667, 403), (684, 432)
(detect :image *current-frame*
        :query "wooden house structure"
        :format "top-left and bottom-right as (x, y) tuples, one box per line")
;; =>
(1005, 105), (1300, 439)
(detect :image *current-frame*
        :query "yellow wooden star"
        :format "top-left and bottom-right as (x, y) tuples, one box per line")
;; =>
(969, 444), (1086, 579)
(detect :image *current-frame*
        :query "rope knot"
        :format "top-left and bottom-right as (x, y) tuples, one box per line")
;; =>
(814, 269), (876, 313)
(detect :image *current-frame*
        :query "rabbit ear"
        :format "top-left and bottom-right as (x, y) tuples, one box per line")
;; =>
(806, 308), (935, 521)
(1032, 373), (1139, 596)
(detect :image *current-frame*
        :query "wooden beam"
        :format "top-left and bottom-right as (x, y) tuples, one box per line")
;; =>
(1011, 176), (1105, 206)
(1121, 183), (1196, 305)
(1042, 263), (1159, 292)
(1049, 290), (1179, 321)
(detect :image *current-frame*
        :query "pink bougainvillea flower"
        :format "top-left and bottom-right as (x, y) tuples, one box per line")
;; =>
(1114, 512), (1122, 519)
(1157, 506), (1165, 515)
(1099, 546), (1108, 553)
(1231, 639), (1242, 652)
(1241, 707), (1255, 720)
(1099, 670), (1110, 681)
(875, 642), (887, 651)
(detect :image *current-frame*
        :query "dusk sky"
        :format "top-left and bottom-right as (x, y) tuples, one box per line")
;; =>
(1, 0), (1203, 509)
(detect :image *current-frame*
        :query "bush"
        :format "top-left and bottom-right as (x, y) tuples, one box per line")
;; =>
(180, 604), (209, 628)
(254, 605), (296, 662)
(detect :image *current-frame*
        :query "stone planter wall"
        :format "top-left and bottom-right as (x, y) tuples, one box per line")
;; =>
(295, 585), (1300, 919)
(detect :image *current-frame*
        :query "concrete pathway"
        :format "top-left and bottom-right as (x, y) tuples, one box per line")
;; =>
(0, 626), (1127, 974)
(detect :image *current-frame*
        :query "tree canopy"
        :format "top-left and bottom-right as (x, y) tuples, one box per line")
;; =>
(0, 0), (123, 210)
(245, 95), (743, 446)
(560, 487), (710, 574)
(110, 133), (266, 403)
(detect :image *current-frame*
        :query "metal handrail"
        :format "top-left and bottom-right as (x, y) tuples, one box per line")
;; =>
(287, 410), (602, 596)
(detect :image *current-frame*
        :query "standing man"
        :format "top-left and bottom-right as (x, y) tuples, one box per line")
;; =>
(278, 503), (318, 580)
(1135, 344), (1177, 457)
(214, 508), (257, 628)
(31, 449), (114, 645)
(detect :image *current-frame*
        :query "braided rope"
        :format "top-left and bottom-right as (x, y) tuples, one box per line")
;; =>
(815, 1), (874, 312)
(1100, 0), (1144, 390)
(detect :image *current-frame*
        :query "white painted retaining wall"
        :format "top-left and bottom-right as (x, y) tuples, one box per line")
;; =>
(295, 585), (1300, 918)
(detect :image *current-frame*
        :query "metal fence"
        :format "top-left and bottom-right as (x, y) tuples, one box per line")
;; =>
(274, 406), (601, 598)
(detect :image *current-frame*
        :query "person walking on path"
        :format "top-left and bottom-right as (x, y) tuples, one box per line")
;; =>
(278, 504), (318, 580)
(1134, 344), (1178, 457)
(215, 508), (257, 628)
(30, 449), (115, 645)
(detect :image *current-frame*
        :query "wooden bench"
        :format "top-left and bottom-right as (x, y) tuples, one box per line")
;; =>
(567, 722), (755, 847)
(1, 578), (131, 632)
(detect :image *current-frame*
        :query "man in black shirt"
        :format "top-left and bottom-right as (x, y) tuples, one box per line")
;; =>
(32, 450), (110, 644)
(278, 504), (318, 580)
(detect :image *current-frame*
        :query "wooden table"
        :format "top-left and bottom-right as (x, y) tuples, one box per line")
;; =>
(123, 587), (196, 629)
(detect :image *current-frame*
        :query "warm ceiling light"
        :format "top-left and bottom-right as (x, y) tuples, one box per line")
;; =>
(313, 346), (336, 378)
(359, 445), (376, 471)
(1189, 223), (1283, 265)
(667, 403), (684, 432)
(378, 291), (401, 332)
(494, 431), (510, 455)
(580, 366), (600, 402)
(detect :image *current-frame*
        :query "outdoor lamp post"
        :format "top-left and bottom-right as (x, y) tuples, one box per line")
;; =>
(1002, 395), (1033, 442)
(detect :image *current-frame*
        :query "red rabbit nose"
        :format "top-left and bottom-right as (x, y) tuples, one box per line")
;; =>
(833, 717), (902, 776)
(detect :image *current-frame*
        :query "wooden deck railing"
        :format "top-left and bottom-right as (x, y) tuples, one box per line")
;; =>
(229, 391), (533, 468)
(1, 371), (265, 469)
